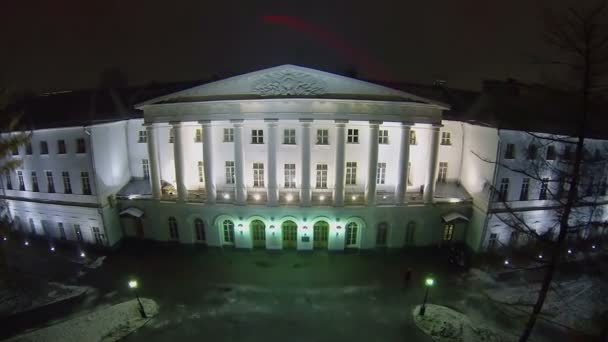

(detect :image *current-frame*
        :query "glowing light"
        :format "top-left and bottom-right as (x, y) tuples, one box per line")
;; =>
(448, 198), (462, 203)
(592, 245), (596, 249)
(351, 195), (357, 200)
(319, 195), (325, 201)
(567, 249), (572, 254)
(538, 254), (543, 259)
(128, 280), (138, 289)
(504, 259), (509, 265)
(286, 194), (293, 202)
(2, 237), (6, 241)
(50, 247), (55, 252)
(425, 277), (435, 287)
(223, 193), (230, 200)
(24, 241), (29, 246)
(382, 195), (387, 199)
(80, 252), (86, 258)
(253, 194), (261, 201)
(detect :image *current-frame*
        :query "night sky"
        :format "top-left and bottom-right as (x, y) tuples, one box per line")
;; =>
(0, 0), (560, 93)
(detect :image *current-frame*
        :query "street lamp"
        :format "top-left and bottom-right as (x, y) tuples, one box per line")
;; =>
(419, 276), (435, 316)
(129, 280), (147, 318)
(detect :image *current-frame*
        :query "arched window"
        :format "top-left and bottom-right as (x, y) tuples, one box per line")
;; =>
(194, 218), (205, 242)
(222, 220), (234, 244)
(313, 221), (329, 249)
(345, 222), (358, 246)
(405, 221), (416, 244)
(376, 222), (388, 246)
(168, 217), (179, 240)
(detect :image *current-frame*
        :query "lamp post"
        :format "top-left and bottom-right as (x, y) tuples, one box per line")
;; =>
(129, 280), (147, 318)
(418, 276), (435, 316)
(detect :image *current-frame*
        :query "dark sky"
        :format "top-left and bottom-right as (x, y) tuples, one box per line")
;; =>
(0, 0), (557, 93)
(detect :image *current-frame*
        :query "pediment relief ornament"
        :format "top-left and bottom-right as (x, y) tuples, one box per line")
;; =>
(252, 69), (326, 96)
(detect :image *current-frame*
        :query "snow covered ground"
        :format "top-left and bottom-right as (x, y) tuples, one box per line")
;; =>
(412, 304), (515, 342)
(5, 298), (158, 342)
(0, 282), (89, 317)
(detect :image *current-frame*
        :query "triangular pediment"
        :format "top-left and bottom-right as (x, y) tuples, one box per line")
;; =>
(137, 65), (447, 108)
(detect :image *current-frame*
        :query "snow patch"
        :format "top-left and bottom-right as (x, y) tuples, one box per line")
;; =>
(84, 256), (106, 269)
(0, 282), (89, 317)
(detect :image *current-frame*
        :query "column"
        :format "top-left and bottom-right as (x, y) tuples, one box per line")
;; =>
(172, 122), (187, 203)
(266, 119), (278, 206)
(145, 123), (161, 200)
(200, 120), (216, 204)
(333, 121), (346, 206)
(300, 119), (312, 206)
(233, 120), (247, 205)
(365, 121), (381, 206)
(394, 123), (412, 205)
(423, 124), (441, 204)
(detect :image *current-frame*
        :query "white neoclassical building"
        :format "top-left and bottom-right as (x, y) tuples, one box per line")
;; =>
(1, 65), (607, 252)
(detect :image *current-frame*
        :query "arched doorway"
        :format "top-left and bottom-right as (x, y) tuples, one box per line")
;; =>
(222, 220), (235, 245)
(282, 220), (297, 249)
(313, 221), (329, 249)
(376, 222), (388, 247)
(250, 220), (266, 248)
(345, 222), (359, 248)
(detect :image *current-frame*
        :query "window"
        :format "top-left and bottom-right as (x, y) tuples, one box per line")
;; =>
(253, 162), (264, 187)
(31, 172), (39, 192)
(405, 222), (416, 244)
(504, 143), (515, 159)
(409, 130), (417, 145)
(17, 171), (25, 191)
(74, 224), (83, 242)
(29, 218), (36, 235)
(40, 141), (48, 155)
(223, 220), (235, 243)
(197, 161), (204, 183)
(345, 222), (358, 246)
(443, 223), (454, 241)
(5, 172), (12, 190)
(407, 162), (413, 186)
(11, 145), (18, 155)
(546, 145), (556, 160)
(347, 129), (359, 143)
(600, 181), (607, 196)
(76, 138), (86, 153)
(168, 217), (179, 240)
(586, 176), (594, 197)
(225, 161), (235, 184)
(62, 171), (72, 194)
(92, 227), (104, 245)
(376, 162), (386, 184)
(194, 219), (206, 242)
(438, 162), (448, 183)
(441, 131), (451, 145)
(169, 128), (175, 143)
(223, 128), (234, 142)
(527, 144), (538, 159)
(251, 129), (264, 144)
(142, 159), (150, 179)
(283, 129), (296, 145)
(316, 129), (329, 145)
(57, 140), (66, 154)
(488, 233), (498, 250)
(539, 178), (549, 200)
(519, 178), (529, 201)
(284, 164), (296, 188)
(378, 130), (389, 144)
(46, 171), (55, 193)
(81, 172), (91, 195)
(138, 130), (147, 143)
(376, 223), (388, 246)
(346, 162), (357, 185)
(316, 164), (328, 188)
(563, 146), (572, 161)
(58, 222), (66, 240)
(510, 231), (520, 246)
(26, 143), (32, 155)
(195, 128), (202, 143)
(497, 178), (509, 201)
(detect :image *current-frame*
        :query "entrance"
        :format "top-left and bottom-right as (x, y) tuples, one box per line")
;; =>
(376, 222), (388, 247)
(313, 221), (329, 249)
(251, 220), (266, 248)
(345, 222), (358, 248)
(282, 221), (297, 249)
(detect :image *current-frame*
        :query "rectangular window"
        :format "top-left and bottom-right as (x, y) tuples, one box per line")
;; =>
(223, 128), (234, 142)
(142, 159), (150, 179)
(225, 161), (235, 184)
(539, 178), (549, 200)
(26, 142), (32, 155)
(378, 130), (389, 144)
(409, 130), (417, 145)
(76, 138), (86, 153)
(81, 172), (91, 195)
(346, 162), (357, 185)
(11, 145), (18, 155)
(58, 222), (66, 240)
(92, 227), (104, 245)
(31, 171), (39, 192)
(405, 222), (416, 244)
(169, 219), (179, 240)
(316, 164), (328, 188)
(488, 233), (498, 250)
(251, 129), (264, 144)
(376, 162), (386, 184)
(57, 140), (66, 154)
(283, 129), (296, 145)
(284, 164), (296, 188)
(407, 161), (413, 186)
(316, 129), (329, 145)
(497, 178), (509, 201)
(441, 131), (451, 145)
(74, 224), (83, 242)
(169, 128), (175, 143)
(198, 161), (204, 183)
(5, 172), (13, 190)
(195, 128), (203, 143)
(46, 171), (55, 193)
(586, 176), (594, 197)
(17, 171), (25, 191)
(62, 171), (72, 194)
(443, 223), (454, 241)
(546, 146), (556, 160)
(519, 178), (529, 201)
(29, 218), (36, 235)
(563, 146), (572, 161)
(347, 129), (359, 143)
(527, 144), (537, 159)
(438, 162), (448, 183)
(253, 162), (265, 187)
(40, 141), (48, 155)
(138, 130), (147, 143)
(505, 143), (515, 159)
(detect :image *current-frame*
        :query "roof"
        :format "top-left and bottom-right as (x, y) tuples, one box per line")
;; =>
(119, 207), (145, 218)
(442, 212), (470, 223)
